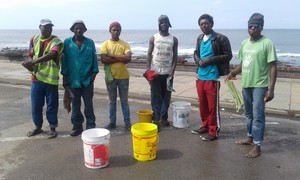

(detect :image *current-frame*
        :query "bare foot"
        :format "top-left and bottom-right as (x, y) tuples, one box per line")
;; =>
(235, 138), (254, 145)
(246, 145), (261, 158)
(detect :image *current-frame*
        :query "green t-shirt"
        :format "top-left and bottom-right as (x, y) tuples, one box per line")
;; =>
(238, 36), (278, 88)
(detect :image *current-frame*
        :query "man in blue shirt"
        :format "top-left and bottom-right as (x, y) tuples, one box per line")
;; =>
(61, 20), (99, 136)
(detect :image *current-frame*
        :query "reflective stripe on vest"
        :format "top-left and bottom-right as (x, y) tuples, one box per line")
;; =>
(32, 35), (63, 85)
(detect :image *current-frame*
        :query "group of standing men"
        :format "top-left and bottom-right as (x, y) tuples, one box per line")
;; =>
(22, 12), (278, 158)
(22, 19), (132, 138)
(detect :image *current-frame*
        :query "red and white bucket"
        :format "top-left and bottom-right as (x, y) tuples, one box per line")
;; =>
(81, 128), (110, 169)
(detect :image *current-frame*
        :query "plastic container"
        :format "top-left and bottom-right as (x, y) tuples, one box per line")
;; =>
(172, 101), (191, 128)
(81, 128), (110, 169)
(137, 110), (153, 123)
(131, 123), (158, 161)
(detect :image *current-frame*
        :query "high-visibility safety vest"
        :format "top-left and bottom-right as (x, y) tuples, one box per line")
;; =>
(32, 35), (63, 85)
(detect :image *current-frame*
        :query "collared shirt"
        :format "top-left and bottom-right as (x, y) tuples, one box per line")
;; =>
(61, 36), (99, 88)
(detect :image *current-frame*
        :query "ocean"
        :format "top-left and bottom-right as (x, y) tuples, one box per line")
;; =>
(0, 29), (299, 66)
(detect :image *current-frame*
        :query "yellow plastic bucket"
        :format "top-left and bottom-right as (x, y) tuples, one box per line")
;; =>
(137, 110), (153, 123)
(131, 123), (158, 161)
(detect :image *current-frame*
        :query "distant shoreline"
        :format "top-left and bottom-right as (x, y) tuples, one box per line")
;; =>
(1, 47), (299, 79)
(0, 47), (296, 67)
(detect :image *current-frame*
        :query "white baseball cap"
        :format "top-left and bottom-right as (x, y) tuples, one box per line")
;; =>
(40, 19), (54, 26)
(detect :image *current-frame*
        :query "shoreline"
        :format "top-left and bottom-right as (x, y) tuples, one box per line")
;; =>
(1, 48), (299, 79)
(1, 47), (298, 67)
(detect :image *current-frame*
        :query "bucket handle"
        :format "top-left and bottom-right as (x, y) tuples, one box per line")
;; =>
(84, 142), (109, 149)
(147, 135), (159, 147)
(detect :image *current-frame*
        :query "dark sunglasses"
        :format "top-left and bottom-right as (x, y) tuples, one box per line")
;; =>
(248, 24), (261, 29)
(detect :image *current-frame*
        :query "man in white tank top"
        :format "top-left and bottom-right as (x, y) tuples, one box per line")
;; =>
(146, 15), (178, 131)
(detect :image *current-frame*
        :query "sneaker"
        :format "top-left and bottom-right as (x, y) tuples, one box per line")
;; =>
(191, 127), (207, 135)
(86, 127), (95, 130)
(27, 127), (43, 137)
(48, 128), (58, 139)
(125, 123), (132, 132)
(104, 123), (116, 130)
(70, 128), (83, 137)
(161, 120), (170, 127)
(201, 134), (218, 141)
(153, 121), (161, 132)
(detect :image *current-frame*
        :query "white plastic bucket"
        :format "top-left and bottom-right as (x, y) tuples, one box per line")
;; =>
(81, 128), (110, 169)
(172, 101), (191, 128)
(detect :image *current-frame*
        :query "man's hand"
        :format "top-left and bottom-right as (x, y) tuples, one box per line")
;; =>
(264, 90), (274, 102)
(22, 60), (35, 71)
(224, 72), (237, 83)
(198, 58), (210, 67)
(91, 73), (97, 84)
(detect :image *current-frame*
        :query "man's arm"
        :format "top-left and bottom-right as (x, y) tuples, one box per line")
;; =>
(101, 52), (131, 64)
(100, 54), (119, 64)
(146, 36), (155, 70)
(91, 42), (99, 84)
(100, 41), (132, 64)
(22, 49), (59, 71)
(224, 63), (242, 82)
(60, 48), (69, 88)
(193, 36), (201, 65)
(109, 52), (132, 63)
(265, 61), (277, 102)
(212, 35), (233, 63)
(170, 36), (178, 78)
(35, 50), (59, 64)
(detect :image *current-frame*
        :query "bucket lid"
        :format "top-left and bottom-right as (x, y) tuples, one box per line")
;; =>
(137, 110), (153, 115)
(172, 101), (191, 107)
(131, 123), (158, 136)
(82, 128), (110, 143)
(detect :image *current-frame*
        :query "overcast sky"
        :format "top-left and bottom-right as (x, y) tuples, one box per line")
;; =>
(0, 0), (298, 30)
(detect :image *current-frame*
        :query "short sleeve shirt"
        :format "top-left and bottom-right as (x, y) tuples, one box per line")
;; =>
(238, 36), (278, 88)
(100, 39), (131, 79)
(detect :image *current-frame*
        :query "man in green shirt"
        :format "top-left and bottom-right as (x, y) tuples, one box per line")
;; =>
(226, 13), (278, 158)
(61, 20), (99, 136)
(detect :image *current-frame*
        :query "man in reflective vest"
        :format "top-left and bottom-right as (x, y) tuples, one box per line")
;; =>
(22, 19), (63, 139)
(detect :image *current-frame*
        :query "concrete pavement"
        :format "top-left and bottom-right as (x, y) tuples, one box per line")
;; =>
(1, 60), (300, 180)
(1, 81), (300, 180)
(0, 60), (299, 117)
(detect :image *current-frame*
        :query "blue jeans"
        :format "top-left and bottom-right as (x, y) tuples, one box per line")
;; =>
(106, 79), (131, 125)
(242, 87), (268, 146)
(150, 75), (172, 122)
(31, 81), (58, 128)
(70, 83), (96, 130)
